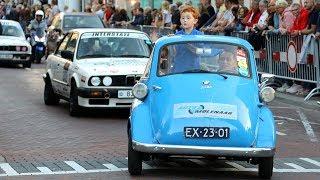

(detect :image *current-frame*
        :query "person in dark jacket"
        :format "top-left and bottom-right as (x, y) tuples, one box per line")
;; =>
(130, 8), (144, 25)
(0, 22), (2, 35)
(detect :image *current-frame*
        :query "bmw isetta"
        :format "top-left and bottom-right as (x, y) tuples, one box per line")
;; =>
(128, 35), (276, 179)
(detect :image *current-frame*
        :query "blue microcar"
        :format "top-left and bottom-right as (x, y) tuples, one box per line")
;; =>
(128, 35), (276, 179)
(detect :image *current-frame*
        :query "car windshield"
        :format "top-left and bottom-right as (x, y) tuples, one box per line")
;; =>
(63, 15), (104, 29)
(158, 42), (251, 78)
(0, 23), (24, 38)
(77, 32), (152, 59)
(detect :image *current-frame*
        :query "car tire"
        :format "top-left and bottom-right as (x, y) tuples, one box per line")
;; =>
(69, 81), (80, 116)
(23, 60), (31, 68)
(128, 128), (142, 175)
(44, 78), (60, 105)
(258, 157), (273, 179)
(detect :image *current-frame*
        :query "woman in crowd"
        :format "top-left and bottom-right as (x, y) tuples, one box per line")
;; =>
(196, 2), (210, 30)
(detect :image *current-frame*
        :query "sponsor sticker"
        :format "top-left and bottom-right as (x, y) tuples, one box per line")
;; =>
(81, 32), (149, 40)
(173, 103), (237, 120)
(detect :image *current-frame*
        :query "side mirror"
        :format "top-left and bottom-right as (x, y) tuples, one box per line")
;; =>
(61, 50), (74, 60)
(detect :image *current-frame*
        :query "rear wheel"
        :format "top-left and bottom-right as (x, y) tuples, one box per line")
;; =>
(128, 128), (142, 175)
(258, 157), (273, 179)
(44, 78), (60, 105)
(69, 81), (80, 116)
(35, 50), (43, 63)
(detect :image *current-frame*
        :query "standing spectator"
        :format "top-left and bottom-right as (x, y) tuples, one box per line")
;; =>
(242, 0), (261, 31)
(144, 6), (152, 25)
(292, 0), (318, 37)
(44, 7), (51, 26)
(315, 0), (320, 40)
(170, 4), (181, 32)
(201, 0), (215, 18)
(18, 4), (27, 33)
(8, 4), (19, 21)
(210, 0), (237, 33)
(104, 1), (113, 24)
(161, 1), (171, 28)
(48, 0), (59, 26)
(129, 7), (144, 25)
(289, 3), (310, 34)
(262, 0), (279, 35)
(200, 0), (226, 31)
(95, 4), (104, 20)
(63, 5), (71, 13)
(276, 0), (295, 35)
(196, 2), (210, 30)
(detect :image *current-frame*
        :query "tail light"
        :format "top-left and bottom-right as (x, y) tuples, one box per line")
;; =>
(16, 46), (21, 51)
(21, 46), (27, 51)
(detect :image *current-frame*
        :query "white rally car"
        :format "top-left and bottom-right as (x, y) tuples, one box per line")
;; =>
(44, 28), (153, 116)
(0, 20), (32, 68)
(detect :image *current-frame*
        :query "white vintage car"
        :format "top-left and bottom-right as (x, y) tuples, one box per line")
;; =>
(44, 28), (152, 116)
(0, 20), (32, 68)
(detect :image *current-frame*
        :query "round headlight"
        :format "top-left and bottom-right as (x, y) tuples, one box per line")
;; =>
(103, 76), (112, 86)
(90, 77), (101, 86)
(132, 83), (148, 100)
(260, 87), (275, 103)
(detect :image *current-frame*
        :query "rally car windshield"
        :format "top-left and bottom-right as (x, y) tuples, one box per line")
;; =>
(77, 33), (152, 59)
(63, 15), (105, 29)
(0, 24), (24, 38)
(158, 42), (251, 78)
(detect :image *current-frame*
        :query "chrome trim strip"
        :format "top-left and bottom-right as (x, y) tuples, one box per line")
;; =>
(132, 141), (275, 157)
(52, 78), (68, 85)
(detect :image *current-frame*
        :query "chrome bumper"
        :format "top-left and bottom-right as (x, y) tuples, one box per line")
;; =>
(132, 140), (275, 157)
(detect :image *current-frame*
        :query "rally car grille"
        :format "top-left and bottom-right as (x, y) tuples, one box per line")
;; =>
(111, 75), (141, 86)
(0, 46), (16, 51)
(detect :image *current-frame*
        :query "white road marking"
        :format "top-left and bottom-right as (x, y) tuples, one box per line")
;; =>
(37, 167), (53, 174)
(297, 109), (318, 142)
(103, 163), (122, 171)
(276, 131), (287, 136)
(274, 116), (320, 125)
(269, 107), (297, 109)
(24, 68), (31, 71)
(225, 162), (256, 171)
(64, 161), (88, 173)
(188, 159), (206, 167)
(300, 158), (320, 167)
(0, 163), (18, 175)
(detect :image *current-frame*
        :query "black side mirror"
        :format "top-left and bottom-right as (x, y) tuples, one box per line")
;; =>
(61, 50), (74, 60)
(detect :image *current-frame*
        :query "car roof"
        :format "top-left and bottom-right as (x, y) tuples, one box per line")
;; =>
(69, 28), (148, 34)
(155, 35), (253, 49)
(0, 19), (20, 26)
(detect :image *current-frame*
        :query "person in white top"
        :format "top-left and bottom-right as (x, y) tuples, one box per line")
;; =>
(161, 1), (172, 28)
(252, 0), (269, 31)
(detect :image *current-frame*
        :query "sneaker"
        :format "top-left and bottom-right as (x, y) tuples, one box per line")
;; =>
(286, 84), (303, 94)
(317, 101), (320, 105)
(276, 83), (290, 92)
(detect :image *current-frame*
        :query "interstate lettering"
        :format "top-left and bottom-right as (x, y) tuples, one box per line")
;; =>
(92, 32), (130, 37)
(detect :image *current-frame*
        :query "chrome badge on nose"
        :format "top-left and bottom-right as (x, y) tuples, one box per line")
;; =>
(202, 80), (212, 89)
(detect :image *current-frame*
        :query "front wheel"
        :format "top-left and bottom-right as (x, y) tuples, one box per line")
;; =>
(128, 128), (142, 175)
(69, 81), (80, 116)
(44, 78), (60, 105)
(258, 157), (274, 179)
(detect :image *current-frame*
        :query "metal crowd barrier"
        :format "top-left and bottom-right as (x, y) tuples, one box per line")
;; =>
(119, 25), (319, 101)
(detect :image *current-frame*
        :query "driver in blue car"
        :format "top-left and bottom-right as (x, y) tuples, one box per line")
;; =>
(170, 5), (204, 73)
(218, 50), (239, 74)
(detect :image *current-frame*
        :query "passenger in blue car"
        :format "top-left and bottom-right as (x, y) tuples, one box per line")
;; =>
(170, 5), (204, 73)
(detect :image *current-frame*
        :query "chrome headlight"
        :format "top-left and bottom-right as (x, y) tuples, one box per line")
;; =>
(102, 76), (112, 86)
(260, 87), (275, 103)
(132, 83), (148, 100)
(90, 77), (101, 86)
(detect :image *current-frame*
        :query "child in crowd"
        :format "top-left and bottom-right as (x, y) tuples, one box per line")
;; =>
(175, 5), (203, 35)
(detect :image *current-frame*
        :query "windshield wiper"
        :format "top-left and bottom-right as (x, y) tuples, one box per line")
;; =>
(114, 54), (149, 58)
(182, 69), (228, 79)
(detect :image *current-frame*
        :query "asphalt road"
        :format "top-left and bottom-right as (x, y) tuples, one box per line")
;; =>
(0, 63), (319, 179)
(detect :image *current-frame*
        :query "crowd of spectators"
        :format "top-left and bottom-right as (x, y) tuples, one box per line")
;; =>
(1, 0), (320, 97)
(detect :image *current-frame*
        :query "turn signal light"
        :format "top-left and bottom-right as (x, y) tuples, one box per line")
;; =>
(90, 91), (103, 97)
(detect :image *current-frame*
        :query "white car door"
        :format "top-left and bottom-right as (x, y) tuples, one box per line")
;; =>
(51, 33), (72, 96)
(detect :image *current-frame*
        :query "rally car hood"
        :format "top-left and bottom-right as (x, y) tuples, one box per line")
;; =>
(149, 74), (260, 148)
(0, 36), (30, 46)
(77, 58), (148, 75)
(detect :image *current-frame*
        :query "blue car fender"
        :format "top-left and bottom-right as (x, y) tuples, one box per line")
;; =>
(129, 100), (155, 144)
(256, 106), (276, 148)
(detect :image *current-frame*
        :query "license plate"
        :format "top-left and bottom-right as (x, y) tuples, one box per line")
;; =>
(118, 90), (133, 98)
(184, 127), (230, 139)
(0, 54), (13, 59)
